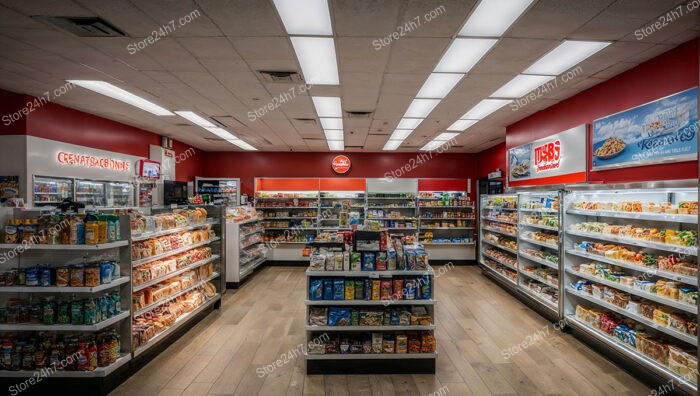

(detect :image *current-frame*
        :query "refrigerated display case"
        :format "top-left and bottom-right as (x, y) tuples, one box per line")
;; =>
(562, 181), (698, 394)
(106, 181), (135, 207)
(195, 177), (240, 206)
(33, 175), (73, 206)
(479, 194), (519, 286)
(75, 180), (106, 207)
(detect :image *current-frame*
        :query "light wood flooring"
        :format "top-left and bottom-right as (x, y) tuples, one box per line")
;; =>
(110, 266), (650, 396)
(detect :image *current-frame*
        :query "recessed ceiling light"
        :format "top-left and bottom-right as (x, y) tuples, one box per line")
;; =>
(327, 140), (344, 151)
(523, 40), (611, 75)
(447, 119), (478, 131)
(434, 132), (459, 141)
(383, 139), (403, 151)
(324, 130), (343, 140)
(320, 117), (343, 129)
(459, 0), (534, 37)
(404, 99), (441, 118)
(491, 74), (555, 98)
(397, 118), (423, 129)
(205, 127), (239, 141)
(312, 96), (342, 117)
(290, 37), (339, 85)
(272, 0), (332, 35)
(390, 129), (413, 140)
(174, 111), (217, 128)
(420, 140), (442, 151)
(416, 73), (464, 99)
(433, 38), (497, 73)
(460, 99), (510, 119)
(68, 80), (173, 116)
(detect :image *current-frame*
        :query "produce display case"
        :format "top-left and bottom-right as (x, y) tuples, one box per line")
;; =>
(562, 182), (698, 394)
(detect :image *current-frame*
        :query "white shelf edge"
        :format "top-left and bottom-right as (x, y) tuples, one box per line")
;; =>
(481, 252), (518, 272)
(480, 262), (518, 286)
(519, 269), (559, 290)
(305, 300), (435, 306)
(0, 276), (130, 293)
(132, 237), (221, 267)
(566, 229), (698, 256)
(0, 310), (130, 332)
(518, 251), (559, 270)
(521, 222), (560, 232)
(519, 237), (559, 251)
(131, 220), (219, 242)
(480, 217), (518, 225)
(305, 352), (437, 360)
(0, 353), (131, 378)
(133, 273), (220, 316)
(481, 240), (518, 255)
(0, 240), (129, 250)
(306, 268), (433, 277)
(567, 208), (698, 224)
(480, 227), (517, 238)
(519, 286), (558, 312)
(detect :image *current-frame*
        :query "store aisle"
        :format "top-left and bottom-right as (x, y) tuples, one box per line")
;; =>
(110, 266), (649, 396)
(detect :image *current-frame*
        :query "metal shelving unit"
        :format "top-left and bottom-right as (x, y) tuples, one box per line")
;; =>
(417, 191), (475, 250)
(226, 214), (266, 287)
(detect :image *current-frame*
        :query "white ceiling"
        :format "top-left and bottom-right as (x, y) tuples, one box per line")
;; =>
(0, 0), (697, 152)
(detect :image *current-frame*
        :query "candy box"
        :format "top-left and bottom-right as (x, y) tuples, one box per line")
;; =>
(362, 252), (376, 271)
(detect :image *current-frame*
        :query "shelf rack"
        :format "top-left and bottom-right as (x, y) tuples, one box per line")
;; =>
(226, 215), (266, 288)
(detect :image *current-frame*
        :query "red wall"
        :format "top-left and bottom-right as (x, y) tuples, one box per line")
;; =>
(475, 142), (506, 179)
(203, 152), (477, 199)
(0, 89), (204, 182)
(504, 39), (699, 184)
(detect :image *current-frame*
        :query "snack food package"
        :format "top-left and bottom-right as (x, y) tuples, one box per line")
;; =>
(371, 279), (381, 300)
(344, 279), (355, 300)
(354, 280), (364, 300)
(392, 279), (404, 300)
(328, 307), (352, 326)
(372, 333), (383, 354)
(333, 278), (345, 300)
(343, 252), (350, 271)
(387, 250), (397, 271)
(382, 334), (395, 354)
(380, 279), (392, 300)
(669, 346), (698, 384)
(376, 252), (388, 271)
(309, 307), (328, 326)
(362, 252), (376, 271)
(350, 252), (362, 271)
(309, 254), (326, 271)
(404, 280), (416, 300)
(364, 279), (373, 300)
(323, 278), (333, 300)
(408, 333), (421, 353)
(396, 334), (407, 353)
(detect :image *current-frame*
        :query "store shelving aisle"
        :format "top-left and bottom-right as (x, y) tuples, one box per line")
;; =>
(109, 266), (649, 396)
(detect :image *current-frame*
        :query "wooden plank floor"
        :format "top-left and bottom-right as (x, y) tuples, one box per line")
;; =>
(110, 266), (650, 396)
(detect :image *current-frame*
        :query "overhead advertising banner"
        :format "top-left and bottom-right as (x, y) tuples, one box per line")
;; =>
(592, 87), (698, 170)
(508, 124), (587, 186)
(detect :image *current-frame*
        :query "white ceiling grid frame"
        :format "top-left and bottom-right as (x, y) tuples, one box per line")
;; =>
(392, 0), (535, 151)
(272, 0), (344, 151)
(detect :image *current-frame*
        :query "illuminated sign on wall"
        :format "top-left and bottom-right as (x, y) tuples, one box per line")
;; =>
(57, 151), (131, 172)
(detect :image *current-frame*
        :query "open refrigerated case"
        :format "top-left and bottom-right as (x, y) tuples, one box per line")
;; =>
(562, 181), (698, 394)
(195, 177), (240, 206)
(33, 175), (73, 206)
(479, 194), (519, 287)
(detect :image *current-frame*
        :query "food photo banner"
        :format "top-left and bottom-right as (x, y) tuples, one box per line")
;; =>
(592, 87), (698, 171)
(508, 124), (587, 186)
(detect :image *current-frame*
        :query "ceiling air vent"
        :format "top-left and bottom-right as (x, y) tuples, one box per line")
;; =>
(346, 111), (372, 119)
(293, 118), (317, 125)
(33, 16), (126, 37)
(258, 71), (303, 83)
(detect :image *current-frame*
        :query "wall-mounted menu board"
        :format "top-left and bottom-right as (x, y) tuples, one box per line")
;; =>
(592, 87), (698, 170)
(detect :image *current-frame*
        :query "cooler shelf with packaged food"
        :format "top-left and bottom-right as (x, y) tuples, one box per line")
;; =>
(562, 183), (698, 394)
(305, 230), (436, 374)
(479, 195), (520, 288)
(225, 205), (267, 287)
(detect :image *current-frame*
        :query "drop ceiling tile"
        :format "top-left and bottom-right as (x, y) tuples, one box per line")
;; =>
(229, 37), (294, 60)
(373, 94), (413, 119)
(129, 0), (221, 37)
(508, 0), (616, 39)
(401, 0), (475, 37)
(469, 38), (559, 75)
(336, 37), (392, 73)
(622, 43), (675, 63)
(140, 37), (206, 72)
(0, 0), (92, 17)
(197, 0), (284, 37)
(332, 0), (402, 37)
(77, 0), (158, 37)
(386, 37), (450, 74)
(570, 13), (649, 41)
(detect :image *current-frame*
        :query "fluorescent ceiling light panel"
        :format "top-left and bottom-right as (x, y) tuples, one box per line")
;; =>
(272, 0), (332, 35)
(320, 117), (343, 129)
(434, 132), (459, 141)
(416, 73), (464, 99)
(461, 99), (510, 119)
(67, 80), (173, 116)
(312, 96), (342, 117)
(523, 40), (611, 75)
(230, 140), (258, 151)
(397, 118), (423, 129)
(383, 140), (403, 151)
(327, 140), (344, 151)
(205, 127), (239, 141)
(324, 130), (343, 140)
(420, 141), (442, 151)
(290, 37), (339, 85)
(433, 38), (497, 73)
(174, 111), (217, 128)
(459, 0), (534, 37)
(390, 129), (413, 140)
(447, 119), (478, 131)
(491, 74), (555, 98)
(404, 99), (440, 118)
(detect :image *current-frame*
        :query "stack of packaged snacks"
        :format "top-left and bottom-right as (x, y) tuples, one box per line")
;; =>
(307, 331), (436, 355)
(309, 276), (431, 301)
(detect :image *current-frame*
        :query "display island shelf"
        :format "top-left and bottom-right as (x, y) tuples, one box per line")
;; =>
(562, 183), (698, 395)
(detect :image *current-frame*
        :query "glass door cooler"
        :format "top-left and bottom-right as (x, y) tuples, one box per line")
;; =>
(196, 177), (240, 206)
(563, 183), (698, 394)
(106, 181), (135, 207)
(75, 179), (106, 207)
(33, 176), (73, 206)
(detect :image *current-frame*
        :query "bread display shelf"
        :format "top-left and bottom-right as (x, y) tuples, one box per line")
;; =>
(0, 310), (130, 332)
(567, 208), (698, 224)
(481, 252), (518, 272)
(519, 237), (558, 250)
(566, 268), (697, 314)
(566, 230), (697, 256)
(133, 272), (220, 317)
(240, 240), (264, 250)
(567, 287), (696, 345)
(522, 222), (559, 232)
(0, 276), (130, 293)
(0, 353), (131, 378)
(519, 270), (558, 289)
(481, 227), (517, 237)
(520, 286), (557, 311)
(306, 352), (437, 360)
(131, 220), (218, 242)
(419, 217), (473, 221)
(566, 249), (697, 286)
(306, 325), (435, 331)
(255, 206), (318, 209)
(240, 228), (264, 239)
(518, 251), (559, 270)
(133, 255), (220, 292)
(481, 240), (518, 255)
(567, 316), (697, 395)
(256, 196), (318, 199)
(232, 217), (263, 225)
(133, 294), (221, 357)
(0, 241), (129, 250)
(132, 237), (221, 267)
(367, 217), (416, 220)
(305, 300), (435, 306)
(240, 256), (266, 278)
(481, 217), (517, 225)
(480, 262), (517, 286)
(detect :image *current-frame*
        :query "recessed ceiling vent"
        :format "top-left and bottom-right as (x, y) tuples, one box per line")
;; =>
(293, 118), (317, 125)
(346, 111), (372, 119)
(33, 16), (126, 37)
(258, 71), (303, 83)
